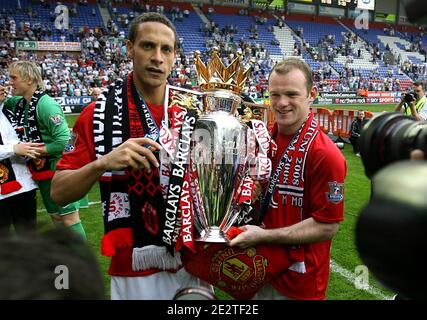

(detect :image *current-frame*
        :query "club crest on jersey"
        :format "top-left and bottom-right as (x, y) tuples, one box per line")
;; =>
(49, 114), (63, 126)
(326, 181), (344, 204)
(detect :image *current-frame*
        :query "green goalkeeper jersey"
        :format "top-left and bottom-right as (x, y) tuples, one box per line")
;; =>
(4, 94), (70, 171)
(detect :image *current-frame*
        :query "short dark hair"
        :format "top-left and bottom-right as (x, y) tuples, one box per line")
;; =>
(269, 57), (313, 95)
(413, 81), (425, 90)
(128, 12), (178, 49)
(0, 226), (104, 299)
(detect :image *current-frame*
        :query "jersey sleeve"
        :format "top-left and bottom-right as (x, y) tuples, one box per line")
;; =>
(37, 96), (70, 156)
(56, 103), (96, 170)
(306, 137), (347, 223)
(3, 96), (21, 112)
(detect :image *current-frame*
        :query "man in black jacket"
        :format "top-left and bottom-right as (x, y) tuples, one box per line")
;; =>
(349, 110), (368, 156)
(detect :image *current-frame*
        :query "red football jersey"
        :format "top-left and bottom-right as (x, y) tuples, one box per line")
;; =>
(265, 130), (347, 300)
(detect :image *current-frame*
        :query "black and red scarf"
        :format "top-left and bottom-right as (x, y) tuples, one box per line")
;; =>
(95, 72), (182, 271)
(3, 90), (54, 181)
(0, 131), (22, 195)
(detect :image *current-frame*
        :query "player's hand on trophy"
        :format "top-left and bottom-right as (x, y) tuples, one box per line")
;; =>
(97, 137), (162, 172)
(229, 224), (267, 249)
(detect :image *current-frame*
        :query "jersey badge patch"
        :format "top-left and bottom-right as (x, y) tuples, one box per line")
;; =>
(50, 114), (64, 126)
(326, 181), (344, 204)
(64, 131), (77, 153)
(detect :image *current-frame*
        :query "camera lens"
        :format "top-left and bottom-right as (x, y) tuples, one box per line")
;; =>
(359, 112), (427, 177)
(356, 161), (427, 299)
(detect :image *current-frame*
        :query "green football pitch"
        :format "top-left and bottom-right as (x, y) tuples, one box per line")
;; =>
(36, 107), (396, 299)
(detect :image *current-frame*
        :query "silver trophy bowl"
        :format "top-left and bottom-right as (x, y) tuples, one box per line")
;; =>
(191, 90), (248, 242)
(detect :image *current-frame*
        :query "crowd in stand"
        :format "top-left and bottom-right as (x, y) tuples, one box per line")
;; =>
(2, 1), (427, 98)
(0, 1), (275, 99)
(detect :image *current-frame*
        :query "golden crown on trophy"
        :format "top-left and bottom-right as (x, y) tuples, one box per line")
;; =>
(194, 48), (252, 95)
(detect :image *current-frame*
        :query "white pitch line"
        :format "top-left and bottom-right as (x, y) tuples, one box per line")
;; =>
(37, 201), (102, 213)
(330, 259), (394, 300)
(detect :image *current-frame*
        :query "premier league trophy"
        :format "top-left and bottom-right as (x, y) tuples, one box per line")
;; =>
(189, 50), (253, 242)
(161, 50), (276, 300)
(161, 49), (269, 245)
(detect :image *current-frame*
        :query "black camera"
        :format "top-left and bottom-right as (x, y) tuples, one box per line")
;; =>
(404, 92), (417, 103)
(357, 112), (427, 299)
(356, 161), (427, 299)
(359, 112), (427, 177)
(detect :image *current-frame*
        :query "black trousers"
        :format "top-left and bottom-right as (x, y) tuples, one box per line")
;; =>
(349, 136), (359, 154)
(0, 189), (37, 234)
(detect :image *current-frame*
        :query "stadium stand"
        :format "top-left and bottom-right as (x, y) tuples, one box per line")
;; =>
(1, 0), (426, 98)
